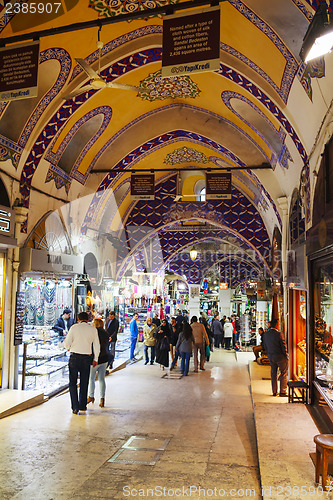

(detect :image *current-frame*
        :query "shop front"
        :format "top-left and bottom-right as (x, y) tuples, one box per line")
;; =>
(18, 248), (83, 396)
(307, 134), (333, 431)
(0, 203), (16, 388)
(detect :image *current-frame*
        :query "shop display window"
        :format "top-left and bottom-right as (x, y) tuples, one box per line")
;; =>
(314, 263), (333, 401)
(290, 289), (307, 381)
(18, 276), (73, 395)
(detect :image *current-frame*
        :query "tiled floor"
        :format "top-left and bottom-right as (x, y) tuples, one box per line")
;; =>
(0, 349), (321, 499)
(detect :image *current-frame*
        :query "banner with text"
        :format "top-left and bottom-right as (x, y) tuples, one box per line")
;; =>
(206, 172), (231, 200)
(162, 6), (220, 77)
(0, 40), (39, 102)
(131, 174), (155, 201)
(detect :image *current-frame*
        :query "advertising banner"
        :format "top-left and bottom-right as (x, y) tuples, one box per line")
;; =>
(0, 41), (39, 102)
(206, 172), (231, 200)
(162, 6), (220, 77)
(131, 174), (155, 201)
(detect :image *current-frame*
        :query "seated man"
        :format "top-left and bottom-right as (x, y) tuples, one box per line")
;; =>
(253, 327), (265, 362)
(53, 308), (74, 336)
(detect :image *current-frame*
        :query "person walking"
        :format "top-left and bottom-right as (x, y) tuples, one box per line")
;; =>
(143, 317), (157, 365)
(105, 310), (119, 369)
(130, 312), (139, 361)
(223, 318), (233, 350)
(63, 311), (100, 415)
(176, 321), (194, 376)
(170, 317), (181, 365)
(152, 313), (161, 328)
(87, 318), (109, 408)
(212, 314), (223, 348)
(263, 318), (289, 397)
(190, 316), (209, 372)
(154, 318), (171, 369)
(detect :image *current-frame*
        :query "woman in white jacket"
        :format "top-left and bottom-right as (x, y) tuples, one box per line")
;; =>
(223, 318), (233, 350)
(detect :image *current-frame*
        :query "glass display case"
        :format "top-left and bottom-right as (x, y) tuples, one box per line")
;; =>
(312, 260), (333, 407)
(19, 327), (69, 396)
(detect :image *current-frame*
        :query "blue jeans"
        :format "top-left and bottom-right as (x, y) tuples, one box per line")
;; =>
(108, 341), (116, 367)
(88, 362), (108, 399)
(144, 345), (155, 363)
(130, 336), (137, 359)
(171, 350), (179, 368)
(180, 352), (191, 376)
(68, 353), (92, 411)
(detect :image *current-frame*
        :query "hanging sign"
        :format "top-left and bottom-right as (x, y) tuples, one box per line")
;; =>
(206, 172), (231, 200)
(162, 6), (220, 77)
(131, 174), (155, 201)
(0, 205), (14, 237)
(14, 292), (25, 346)
(0, 41), (40, 102)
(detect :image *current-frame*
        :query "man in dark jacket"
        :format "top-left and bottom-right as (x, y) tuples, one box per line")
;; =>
(53, 308), (74, 336)
(105, 311), (119, 369)
(263, 318), (288, 397)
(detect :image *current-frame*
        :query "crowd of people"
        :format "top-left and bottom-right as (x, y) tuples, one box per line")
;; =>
(56, 306), (266, 414)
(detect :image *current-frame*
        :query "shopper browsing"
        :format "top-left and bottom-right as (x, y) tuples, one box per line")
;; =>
(263, 318), (289, 397)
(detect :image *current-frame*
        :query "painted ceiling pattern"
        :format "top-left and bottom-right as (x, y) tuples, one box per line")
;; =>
(139, 70), (201, 100)
(0, 0), (330, 284)
(164, 147), (209, 165)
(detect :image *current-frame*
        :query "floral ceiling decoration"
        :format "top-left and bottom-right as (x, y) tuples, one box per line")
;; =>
(300, 57), (325, 101)
(164, 147), (209, 165)
(139, 70), (201, 101)
(89, 0), (179, 18)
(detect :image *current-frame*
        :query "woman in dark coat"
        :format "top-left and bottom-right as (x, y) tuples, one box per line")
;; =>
(154, 318), (171, 369)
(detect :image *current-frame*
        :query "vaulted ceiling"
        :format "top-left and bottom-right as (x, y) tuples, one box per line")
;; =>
(0, 0), (331, 284)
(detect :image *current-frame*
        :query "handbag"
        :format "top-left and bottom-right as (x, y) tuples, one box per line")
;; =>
(206, 344), (210, 357)
(160, 337), (169, 351)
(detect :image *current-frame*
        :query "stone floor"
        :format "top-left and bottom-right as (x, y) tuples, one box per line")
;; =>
(0, 348), (325, 499)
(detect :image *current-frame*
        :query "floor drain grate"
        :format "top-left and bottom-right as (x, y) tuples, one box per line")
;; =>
(108, 436), (171, 465)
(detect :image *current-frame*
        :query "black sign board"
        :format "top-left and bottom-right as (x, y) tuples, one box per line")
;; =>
(0, 41), (39, 102)
(14, 292), (25, 346)
(131, 174), (155, 200)
(206, 172), (232, 200)
(162, 6), (220, 77)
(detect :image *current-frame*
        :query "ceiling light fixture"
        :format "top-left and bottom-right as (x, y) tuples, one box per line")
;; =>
(189, 248), (198, 261)
(300, 3), (333, 62)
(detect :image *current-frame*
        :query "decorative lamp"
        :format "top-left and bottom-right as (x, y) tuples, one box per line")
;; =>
(189, 248), (198, 261)
(300, 4), (333, 62)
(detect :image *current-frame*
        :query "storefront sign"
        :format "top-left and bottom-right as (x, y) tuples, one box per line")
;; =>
(20, 248), (83, 274)
(287, 247), (306, 289)
(131, 174), (155, 200)
(0, 205), (14, 237)
(0, 41), (40, 102)
(14, 291), (24, 345)
(162, 6), (220, 77)
(206, 172), (231, 200)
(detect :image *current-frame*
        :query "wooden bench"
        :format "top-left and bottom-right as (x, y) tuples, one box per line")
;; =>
(287, 380), (308, 403)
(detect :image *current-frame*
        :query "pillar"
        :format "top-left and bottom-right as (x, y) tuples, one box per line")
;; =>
(188, 284), (200, 320)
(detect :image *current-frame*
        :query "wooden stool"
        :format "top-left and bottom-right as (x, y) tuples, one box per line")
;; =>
(287, 380), (308, 403)
(314, 434), (333, 490)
